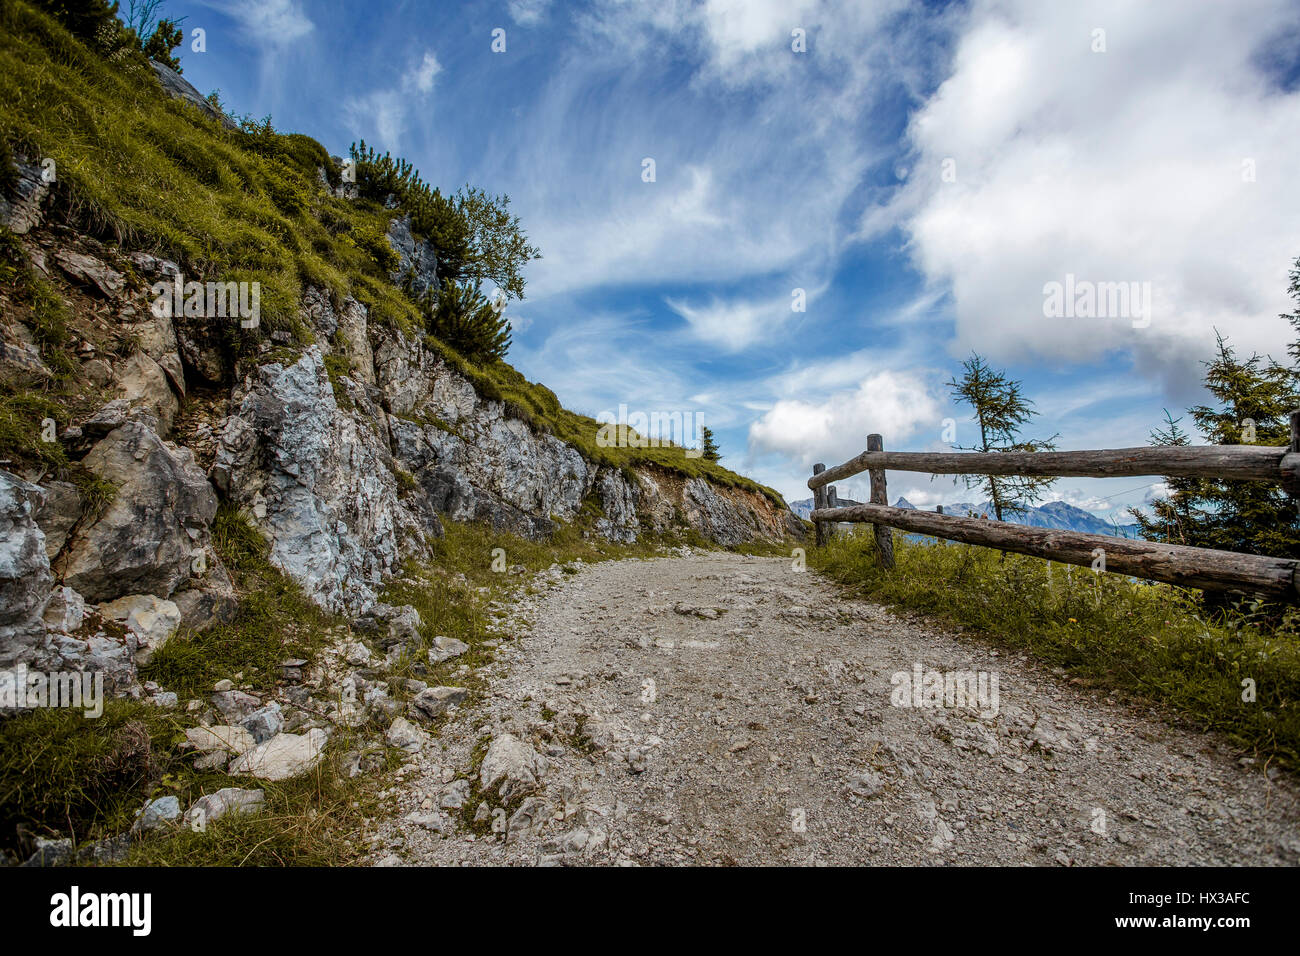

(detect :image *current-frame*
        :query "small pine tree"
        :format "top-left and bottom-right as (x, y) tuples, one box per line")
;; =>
(700, 427), (721, 462)
(1128, 410), (1199, 545)
(35, 0), (123, 40)
(419, 280), (511, 364)
(1131, 331), (1300, 559)
(140, 18), (182, 71)
(1283, 255), (1300, 369)
(948, 353), (1058, 521)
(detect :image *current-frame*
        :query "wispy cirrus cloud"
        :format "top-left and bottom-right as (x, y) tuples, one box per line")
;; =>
(221, 0), (314, 48)
(342, 50), (441, 152)
(507, 0), (552, 27)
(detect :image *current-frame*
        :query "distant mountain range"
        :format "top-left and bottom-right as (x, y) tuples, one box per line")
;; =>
(789, 496), (1142, 538)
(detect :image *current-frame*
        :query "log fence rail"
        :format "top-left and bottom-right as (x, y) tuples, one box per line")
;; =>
(806, 411), (1300, 601)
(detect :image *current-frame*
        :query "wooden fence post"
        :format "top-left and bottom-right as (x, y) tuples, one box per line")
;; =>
(812, 463), (827, 547)
(1287, 410), (1300, 499)
(826, 485), (838, 542)
(868, 434), (895, 569)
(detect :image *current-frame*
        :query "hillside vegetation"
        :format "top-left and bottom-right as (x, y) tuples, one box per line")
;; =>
(0, 0), (783, 505)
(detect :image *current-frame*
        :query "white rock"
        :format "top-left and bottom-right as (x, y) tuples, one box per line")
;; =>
(342, 641), (372, 666)
(428, 636), (470, 665)
(133, 795), (180, 831)
(41, 586), (85, 634)
(385, 716), (427, 753)
(98, 594), (181, 665)
(183, 787), (265, 828)
(185, 725), (255, 755)
(480, 733), (545, 800)
(228, 729), (328, 781)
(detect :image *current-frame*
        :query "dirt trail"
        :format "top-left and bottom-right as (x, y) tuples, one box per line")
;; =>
(371, 552), (1300, 866)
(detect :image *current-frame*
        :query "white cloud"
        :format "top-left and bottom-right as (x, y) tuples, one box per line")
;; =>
(408, 52), (441, 95)
(665, 292), (795, 351)
(747, 369), (943, 470)
(508, 0), (552, 27)
(500, 1), (914, 303)
(342, 49), (440, 152)
(871, 0), (1300, 395)
(224, 0), (314, 47)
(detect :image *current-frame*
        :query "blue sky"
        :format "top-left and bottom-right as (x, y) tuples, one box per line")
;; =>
(154, 0), (1300, 515)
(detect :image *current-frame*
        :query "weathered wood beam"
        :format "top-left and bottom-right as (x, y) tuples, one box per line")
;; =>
(807, 445), (1288, 490)
(808, 503), (1299, 598)
(867, 433), (894, 569)
(812, 462), (827, 548)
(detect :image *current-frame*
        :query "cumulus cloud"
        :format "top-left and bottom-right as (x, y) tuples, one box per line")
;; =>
(747, 370), (943, 470)
(869, 0), (1300, 395)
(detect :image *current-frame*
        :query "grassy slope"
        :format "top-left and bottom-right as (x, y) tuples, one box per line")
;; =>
(812, 528), (1300, 772)
(0, 0), (784, 506)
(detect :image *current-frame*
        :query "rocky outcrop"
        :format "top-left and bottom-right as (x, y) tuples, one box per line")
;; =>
(0, 156), (50, 236)
(211, 344), (440, 613)
(0, 471), (53, 666)
(0, 205), (797, 674)
(385, 215), (438, 298)
(60, 421), (218, 603)
(149, 61), (238, 131)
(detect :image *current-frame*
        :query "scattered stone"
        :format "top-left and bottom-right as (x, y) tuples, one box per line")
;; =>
(183, 788), (265, 828)
(385, 716), (427, 753)
(212, 689), (262, 723)
(185, 725), (255, 755)
(439, 779), (471, 809)
(848, 770), (884, 798)
(21, 837), (73, 867)
(428, 636), (470, 665)
(404, 810), (446, 832)
(411, 685), (468, 720)
(354, 603), (423, 648)
(480, 733), (545, 800)
(506, 797), (549, 843)
(54, 249), (125, 298)
(280, 658), (308, 682)
(97, 594), (181, 665)
(228, 728), (329, 781)
(133, 795), (181, 832)
(240, 703), (284, 744)
(342, 641), (372, 666)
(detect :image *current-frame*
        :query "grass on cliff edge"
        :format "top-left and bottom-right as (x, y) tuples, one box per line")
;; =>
(810, 528), (1300, 773)
(0, 1), (784, 507)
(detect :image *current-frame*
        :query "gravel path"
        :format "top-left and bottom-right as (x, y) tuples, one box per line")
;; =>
(370, 552), (1300, 866)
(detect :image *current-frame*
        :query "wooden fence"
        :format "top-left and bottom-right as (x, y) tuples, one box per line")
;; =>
(807, 411), (1300, 600)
